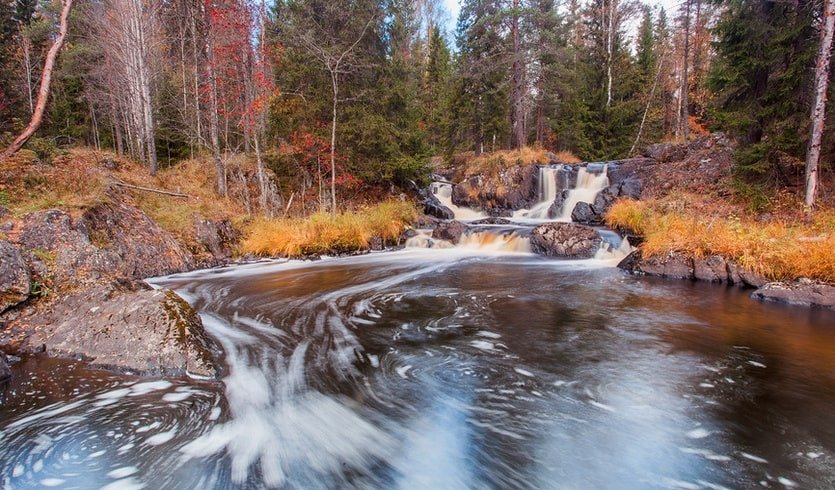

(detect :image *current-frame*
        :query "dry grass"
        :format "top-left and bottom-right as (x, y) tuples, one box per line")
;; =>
(606, 198), (835, 283)
(552, 150), (582, 164)
(0, 148), (246, 246)
(458, 147), (550, 179)
(242, 200), (418, 257)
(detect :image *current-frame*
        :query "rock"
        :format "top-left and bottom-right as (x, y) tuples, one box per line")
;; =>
(424, 199), (454, 220)
(617, 176), (643, 200)
(452, 165), (538, 210)
(530, 222), (602, 258)
(7, 285), (221, 377)
(0, 241), (30, 313)
(368, 236), (384, 251)
(644, 143), (687, 162)
(752, 282), (835, 309)
(195, 218), (240, 262)
(694, 255), (729, 283)
(571, 202), (598, 224)
(15, 203), (194, 289)
(0, 352), (10, 383)
(432, 220), (468, 243)
(727, 262), (768, 288)
(471, 217), (512, 225)
(620, 251), (694, 280)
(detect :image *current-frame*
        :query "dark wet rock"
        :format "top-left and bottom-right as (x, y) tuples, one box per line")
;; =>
(195, 218), (240, 263)
(15, 203), (194, 289)
(5, 285), (221, 377)
(643, 143), (687, 162)
(486, 208), (513, 218)
(424, 200), (454, 220)
(530, 222), (601, 258)
(751, 281), (835, 309)
(0, 241), (30, 313)
(694, 255), (729, 283)
(617, 176), (643, 200)
(471, 217), (512, 225)
(619, 251), (694, 280)
(571, 202), (598, 224)
(727, 262), (768, 288)
(0, 352), (9, 383)
(432, 220), (468, 243)
(368, 236), (384, 251)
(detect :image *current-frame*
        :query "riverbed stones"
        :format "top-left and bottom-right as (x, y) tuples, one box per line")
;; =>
(9, 285), (221, 377)
(530, 222), (601, 258)
(0, 241), (30, 313)
(432, 220), (468, 243)
(751, 281), (835, 309)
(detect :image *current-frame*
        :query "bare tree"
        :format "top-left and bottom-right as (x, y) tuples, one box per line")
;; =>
(2, 0), (74, 159)
(680, 0), (692, 141)
(804, 0), (835, 219)
(97, 0), (161, 174)
(296, 15), (375, 214)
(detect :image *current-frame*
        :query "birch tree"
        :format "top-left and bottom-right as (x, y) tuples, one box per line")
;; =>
(804, 0), (835, 218)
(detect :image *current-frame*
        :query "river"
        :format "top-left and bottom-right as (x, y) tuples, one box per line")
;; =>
(1, 248), (834, 489)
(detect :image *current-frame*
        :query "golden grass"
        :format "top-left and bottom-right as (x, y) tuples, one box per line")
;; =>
(552, 150), (582, 164)
(606, 198), (835, 283)
(459, 147), (550, 179)
(0, 148), (247, 248)
(242, 200), (418, 257)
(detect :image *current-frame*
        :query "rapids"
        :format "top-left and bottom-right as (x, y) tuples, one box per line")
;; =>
(2, 250), (835, 489)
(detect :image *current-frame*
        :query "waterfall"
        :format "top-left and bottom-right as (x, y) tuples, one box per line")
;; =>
(513, 166), (562, 220)
(431, 183), (487, 220)
(406, 229), (531, 253)
(557, 166), (609, 221)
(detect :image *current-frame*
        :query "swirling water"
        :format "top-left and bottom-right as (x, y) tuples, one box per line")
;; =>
(2, 248), (835, 489)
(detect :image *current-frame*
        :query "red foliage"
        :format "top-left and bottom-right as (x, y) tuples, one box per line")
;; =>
(282, 131), (362, 190)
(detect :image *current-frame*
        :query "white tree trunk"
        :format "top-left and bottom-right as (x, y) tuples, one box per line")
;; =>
(805, 0), (835, 218)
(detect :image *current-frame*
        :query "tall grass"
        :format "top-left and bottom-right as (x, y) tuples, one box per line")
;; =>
(606, 199), (835, 283)
(242, 200), (418, 257)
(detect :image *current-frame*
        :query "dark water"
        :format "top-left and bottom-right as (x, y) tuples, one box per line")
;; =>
(2, 249), (835, 489)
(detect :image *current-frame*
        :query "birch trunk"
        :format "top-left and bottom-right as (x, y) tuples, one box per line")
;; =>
(2, 0), (74, 159)
(804, 0), (835, 218)
(681, 0), (691, 141)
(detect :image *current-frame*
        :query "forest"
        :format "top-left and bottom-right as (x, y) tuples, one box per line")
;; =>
(0, 0), (832, 216)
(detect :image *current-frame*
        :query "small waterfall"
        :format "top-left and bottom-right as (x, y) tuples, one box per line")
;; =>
(406, 229), (531, 253)
(431, 183), (487, 220)
(557, 166), (609, 221)
(457, 231), (531, 253)
(513, 166), (562, 220)
(594, 229), (633, 261)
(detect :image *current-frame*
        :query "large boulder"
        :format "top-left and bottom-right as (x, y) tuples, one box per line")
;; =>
(15, 202), (194, 289)
(453, 165), (538, 210)
(432, 220), (468, 243)
(423, 199), (455, 220)
(5, 285), (221, 377)
(530, 222), (602, 258)
(693, 255), (730, 283)
(0, 241), (30, 313)
(751, 281), (835, 309)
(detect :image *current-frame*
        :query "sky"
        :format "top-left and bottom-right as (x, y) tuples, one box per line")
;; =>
(441, 0), (683, 33)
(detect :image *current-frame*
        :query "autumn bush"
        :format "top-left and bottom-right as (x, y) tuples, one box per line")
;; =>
(457, 147), (550, 179)
(242, 200), (418, 257)
(606, 198), (835, 283)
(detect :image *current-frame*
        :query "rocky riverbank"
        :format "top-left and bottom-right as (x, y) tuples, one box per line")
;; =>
(0, 186), (238, 379)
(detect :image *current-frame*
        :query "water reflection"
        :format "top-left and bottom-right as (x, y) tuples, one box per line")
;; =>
(1, 250), (834, 488)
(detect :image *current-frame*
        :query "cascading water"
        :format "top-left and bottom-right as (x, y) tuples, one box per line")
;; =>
(557, 165), (609, 221)
(431, 182), (487, 220)
(513, 166), (562, 220)
(406, 228), (532, 253)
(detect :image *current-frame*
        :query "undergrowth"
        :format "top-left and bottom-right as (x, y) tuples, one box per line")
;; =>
(242, 200), (417, 257)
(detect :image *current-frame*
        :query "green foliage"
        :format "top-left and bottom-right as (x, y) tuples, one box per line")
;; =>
(707, 0), (820, 182)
